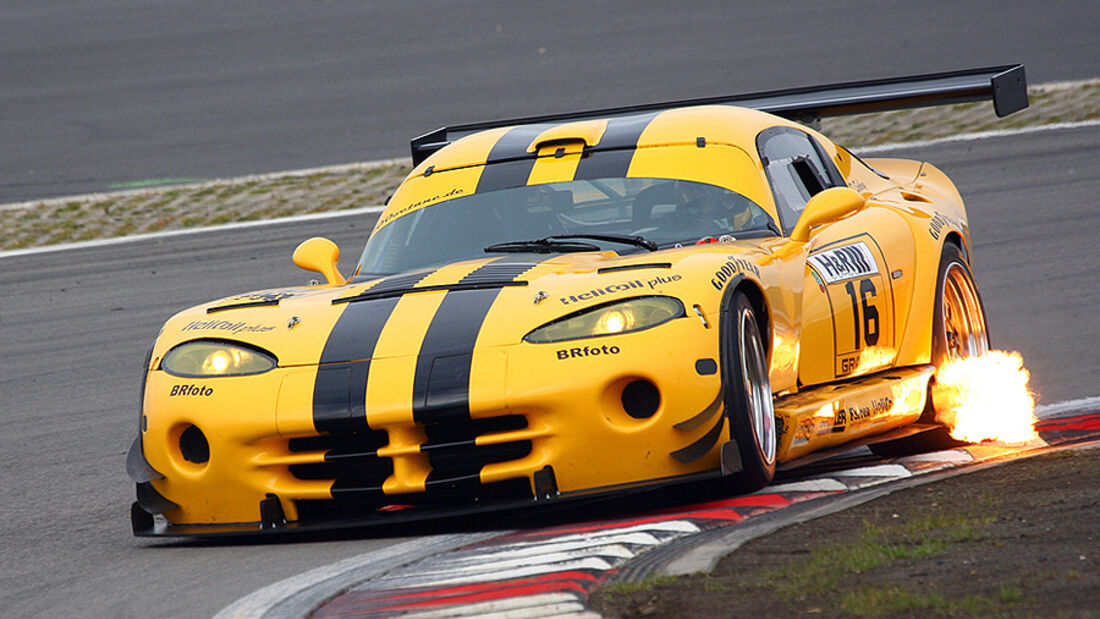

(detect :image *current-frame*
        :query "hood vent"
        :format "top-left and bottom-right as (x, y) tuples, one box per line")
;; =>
(597, 262), (673, 275)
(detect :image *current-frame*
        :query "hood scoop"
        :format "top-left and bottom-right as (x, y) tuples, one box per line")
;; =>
(597, 262), (673, 275)
(206, 298), (282, 314)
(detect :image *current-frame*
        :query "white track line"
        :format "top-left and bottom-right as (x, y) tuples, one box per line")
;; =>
(1037, 396), (1100, 419)
(212, 533), (499, 619)
(4, 119), (1099, 261)
(855, 119), (1100, 153)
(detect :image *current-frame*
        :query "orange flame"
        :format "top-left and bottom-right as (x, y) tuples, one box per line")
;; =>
(932, 350), (1037, 443)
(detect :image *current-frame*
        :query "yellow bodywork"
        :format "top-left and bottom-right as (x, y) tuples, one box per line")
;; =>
(138, 105), (974, 529)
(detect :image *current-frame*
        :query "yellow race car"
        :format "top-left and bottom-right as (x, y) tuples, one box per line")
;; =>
(128, 65), (1028, 536)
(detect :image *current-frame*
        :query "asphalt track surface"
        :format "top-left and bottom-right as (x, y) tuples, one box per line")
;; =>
(3, 1), (1100, 203)
(0, 125), (1096, 617)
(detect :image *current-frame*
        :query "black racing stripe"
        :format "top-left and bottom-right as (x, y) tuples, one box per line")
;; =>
(312, 272), (433, 433)
(411, 262), (537, 425)
(476, 125), (552, 193)
(573, 112), (658, 180)
(312, 298), (399, 434)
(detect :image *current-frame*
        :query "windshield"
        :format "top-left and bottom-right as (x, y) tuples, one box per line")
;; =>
(357, 177), (774, 274)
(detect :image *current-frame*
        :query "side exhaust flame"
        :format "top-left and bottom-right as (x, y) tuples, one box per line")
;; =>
(932, 350), (1037, 443)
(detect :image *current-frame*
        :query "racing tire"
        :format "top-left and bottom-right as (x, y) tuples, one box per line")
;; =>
(870, 242), (989, 457)
(930, 242), (990, 370)
(722, 291), (777, 492)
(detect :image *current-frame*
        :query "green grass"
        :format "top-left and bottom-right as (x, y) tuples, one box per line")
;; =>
(837, 583), (1025, 617)
(754, 508), (1019, 616)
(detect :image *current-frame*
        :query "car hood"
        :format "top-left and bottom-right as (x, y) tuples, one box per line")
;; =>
(153, 241), (771, 368)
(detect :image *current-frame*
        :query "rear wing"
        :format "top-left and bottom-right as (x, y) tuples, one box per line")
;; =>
(411, 64), (1027, 165)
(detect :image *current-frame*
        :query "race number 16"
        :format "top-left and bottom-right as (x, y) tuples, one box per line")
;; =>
(843, 278), (879, 349)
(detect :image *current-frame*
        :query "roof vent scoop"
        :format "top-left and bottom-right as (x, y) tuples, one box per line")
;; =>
(527, 120), (608, 154)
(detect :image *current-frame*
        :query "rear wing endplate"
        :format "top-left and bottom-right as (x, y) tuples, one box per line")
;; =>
(411, 64), (1027, 165)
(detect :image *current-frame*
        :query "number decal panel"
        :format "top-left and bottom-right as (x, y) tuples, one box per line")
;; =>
(808, 236), (895, 378)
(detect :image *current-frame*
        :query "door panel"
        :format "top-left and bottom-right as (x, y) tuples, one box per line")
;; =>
(798, 207), (915, 386)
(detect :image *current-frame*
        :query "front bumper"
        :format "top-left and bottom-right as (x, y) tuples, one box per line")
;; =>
(132, 316), (727, 536)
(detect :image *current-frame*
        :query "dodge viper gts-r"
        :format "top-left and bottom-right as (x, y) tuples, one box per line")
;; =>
(128, 65), (1028, 536)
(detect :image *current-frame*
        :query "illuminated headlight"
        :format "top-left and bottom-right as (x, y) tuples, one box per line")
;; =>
(525, 296), (685, 344)
(160, 340), (277, 377)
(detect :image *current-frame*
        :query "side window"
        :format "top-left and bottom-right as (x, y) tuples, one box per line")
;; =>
(757, 127), (843, 232)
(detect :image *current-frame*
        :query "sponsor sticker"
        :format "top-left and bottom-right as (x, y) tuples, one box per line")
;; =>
(808, 242), (879, 283)
(927, 211), (963, 240)
(710, 256), (761, 291)
(555, 344), (621, 359)
(560, 280), (644, 305)
(848, 396), (894, 425)
(377, 188), (465, 228)
(170, 384), (213, 397)
(180, 320), (276, 334)
(645, 274), (682, 289)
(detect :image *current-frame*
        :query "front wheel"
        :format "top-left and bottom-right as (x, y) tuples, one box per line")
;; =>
(722, 291), (776, 492)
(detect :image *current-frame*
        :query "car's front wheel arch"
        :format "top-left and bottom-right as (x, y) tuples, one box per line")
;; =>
(718, 281), (776, 492)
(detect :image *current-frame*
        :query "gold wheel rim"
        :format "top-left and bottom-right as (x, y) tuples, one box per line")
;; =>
(941, 262), (989, 362)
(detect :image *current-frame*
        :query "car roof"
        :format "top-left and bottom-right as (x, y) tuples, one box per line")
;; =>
(413, 105), (813, 176)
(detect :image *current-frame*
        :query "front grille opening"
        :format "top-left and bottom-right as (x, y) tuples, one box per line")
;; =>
(289, 415), (535, 525)
(294, 477), (534, 525)
(622, 379), (660, 419)
(423, 415), (530, 477)
(288, 429), (392, 485)
(179, 425), (209, 464)
(425, 441), (533, 477)
(424, 414), (527, 443)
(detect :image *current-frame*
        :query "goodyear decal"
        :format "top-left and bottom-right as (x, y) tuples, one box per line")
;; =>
(710, 256), (760, 290)
(928, 210), (964, 240)
(808, 242), (878, 284)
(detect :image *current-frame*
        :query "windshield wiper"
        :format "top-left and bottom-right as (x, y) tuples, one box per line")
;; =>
(484, 238), (602, 254)
(546, 234), (659, 252)
(485, 234), (659, 254)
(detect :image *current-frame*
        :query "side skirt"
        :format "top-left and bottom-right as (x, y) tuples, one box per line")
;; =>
(773, 365), (936, 465)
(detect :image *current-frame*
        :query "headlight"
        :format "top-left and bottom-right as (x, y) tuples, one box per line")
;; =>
(525, 296), (685, 344)
(160, 340), (277, 377)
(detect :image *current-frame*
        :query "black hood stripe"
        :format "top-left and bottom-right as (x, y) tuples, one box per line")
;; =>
(312, 271), (434, 433)
(411, 261), (538, 425)
(475, 112), (657, 193)
(573, 112), (658, 181)
(476, 125), (553, 193)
